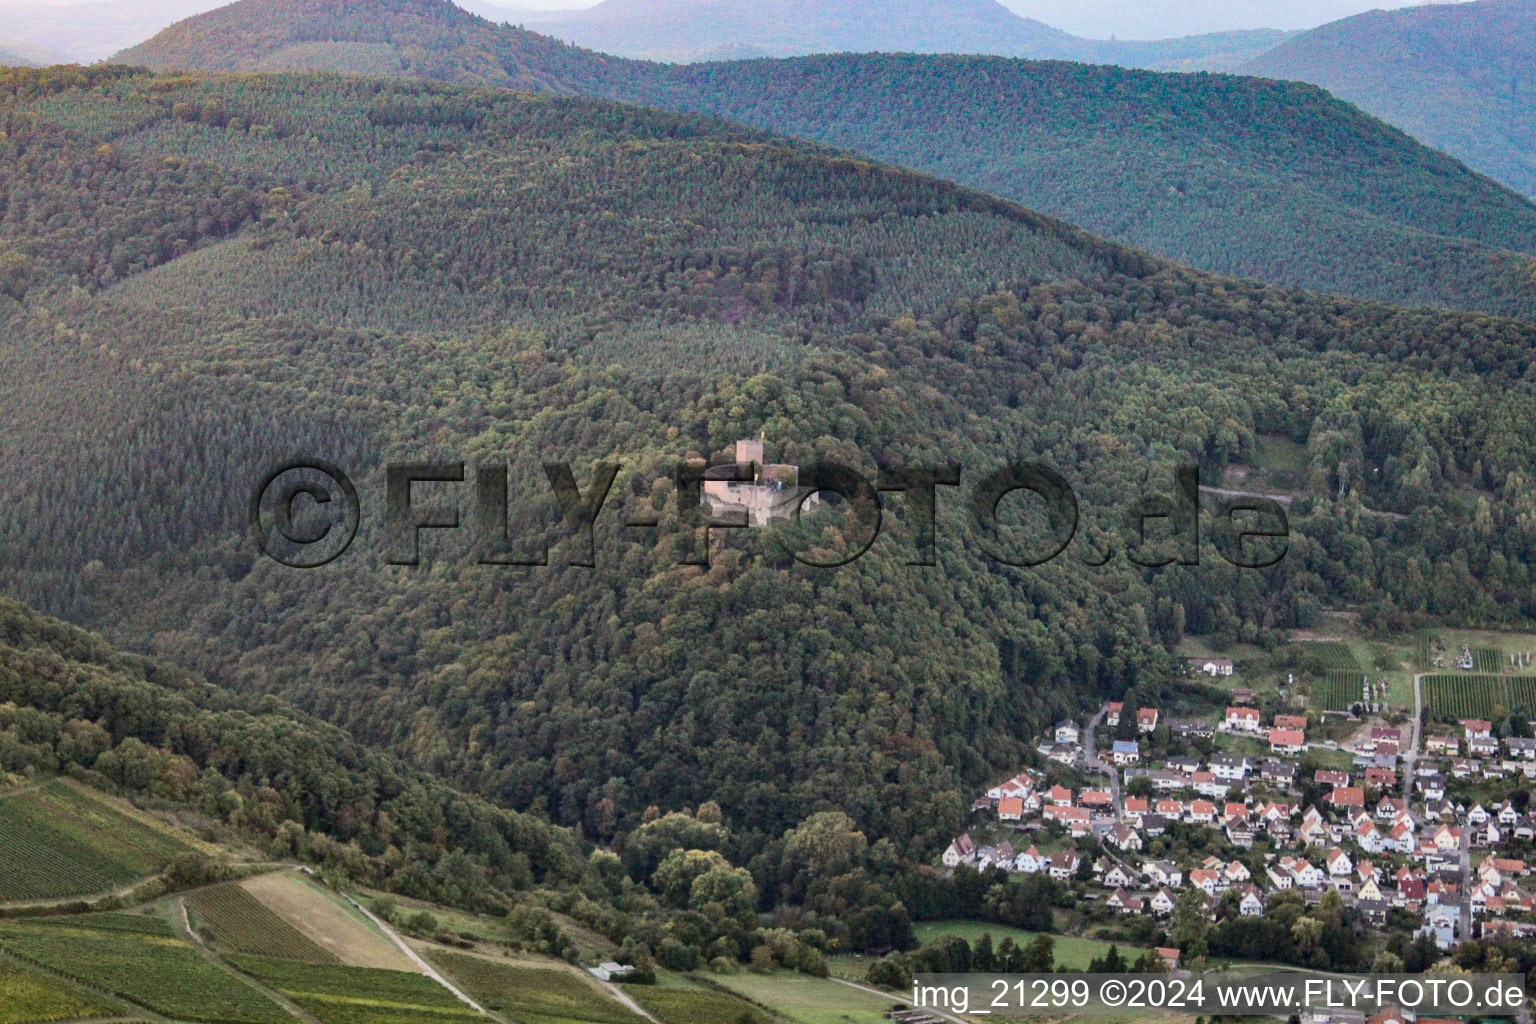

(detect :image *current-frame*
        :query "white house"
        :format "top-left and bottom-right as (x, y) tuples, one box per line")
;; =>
(942, 834), (976, 868)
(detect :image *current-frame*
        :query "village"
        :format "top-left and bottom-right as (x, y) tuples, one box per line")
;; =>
(941, 653), (1536, 963)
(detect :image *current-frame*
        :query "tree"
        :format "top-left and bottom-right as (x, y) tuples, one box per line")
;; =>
(1170, 888), (1210, 964)
(1020, 934), (1055, 973)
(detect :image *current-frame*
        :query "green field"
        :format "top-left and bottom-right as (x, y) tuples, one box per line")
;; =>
(910, 922), (1145, 971)
(1422, 674), (1525, 721)
(231, 954), (480, 1024)
(187, 882), (340, 963)
(628, 983), (772, 1024)
(1303, 642), (1361, 670)
(0, 962), (113, 1023)
(0, 779), (193, 902)
(710, 971), (892, 1024)
(0, 918), (294, 1024)
(1312, 671), (1366, 712)
(427, 950), (635, 1024)
(1473, 647), (1504, 673)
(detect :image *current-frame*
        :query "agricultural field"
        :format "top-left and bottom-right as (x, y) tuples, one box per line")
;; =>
(1422, 675), (1519, 722)
(1473, 647), (1504, 673)
(240, 872), (414, 970)
(710, 971), (893, 1024)
(1301, 642), (1361, 670)
(0, 918), (294, 1024)
(427, 950), (638, 1024)
(0, 779), (193, 902)
(628, 981), (772, 1024)
(230, 954), (482, 1024)
(1311, 671), (1367, 712)
(909, 922), (1144, 971)
(188, 882), (341, 963)
(0, 962), (112, 1024)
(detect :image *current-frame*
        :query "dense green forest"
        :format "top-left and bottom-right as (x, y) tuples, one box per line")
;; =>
(113, 0), (1536, 319)
(4, 67), (1536, 880)
(1243, 0), (1536, 199)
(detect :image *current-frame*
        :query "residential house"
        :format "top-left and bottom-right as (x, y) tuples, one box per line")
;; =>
(1048, 849), (1081, 880)
(1275, 714), (1308, 731)
(1330, 786), (1365, 809)
(1054, 720), (1081, 744)
(1107, 825), (1143, 852)
(1190, 658), (1235, 676)
(1326, 847), (1353, 876)
(998, 797), (1024, 821)
(1015, 846), (1047, 874)
(1145, 861), (1183, 888)
(1149, 888), (1177, 916)
(1105, 702), (1123, 727)
(1461, 719), (1493, 739)
(943, 834), (976, 868)
(1315, 769), (1349, 788)
(1424, 734), (1457, 756)
(1210, 754), (1250, 782)
(1190, 868), (1220, 895)
(1269, 728), (1306, 755)
(1111, 739), (1140, 765)
(1233, 883), (1265, 917)
(1223, 706), (1262, 733)
(1138, 708), (1159, 733)
(1104, 862), (1141, 888)
(1106, 888), (1144, 914)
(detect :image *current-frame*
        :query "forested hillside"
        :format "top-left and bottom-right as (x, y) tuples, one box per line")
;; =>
(5, 67), (1536, 869)
(1242, 0), (1536, 198)
(114, 0), (1536, 319)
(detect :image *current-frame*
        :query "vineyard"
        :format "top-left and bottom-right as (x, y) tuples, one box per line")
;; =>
(229, 955), (482, 1024)
(1473, 647), (1503, 673)
(0, 780), (192, 903)
(1302, 642), (1362, 670)
(1416, 634), (1432, 670)
(628, 985), (774, 1024)
(425, 950), (636, 1024)
(187, 882), (340, 963)
(1421, 674), (1526, 721)
(0, 963), (111, 1024)
(1313, 671), (1367, 712)
(0, 919), (294, 1024)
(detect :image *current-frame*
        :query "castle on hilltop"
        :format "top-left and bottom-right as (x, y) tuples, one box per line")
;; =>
(702, 438), (818, 527)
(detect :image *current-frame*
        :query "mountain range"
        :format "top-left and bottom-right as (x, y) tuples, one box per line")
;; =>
(115, 0), (1536, 320)
(5, 58), (1536, 861)
(464, 0), (1293, 69)
(1242, 0), (1536, 198)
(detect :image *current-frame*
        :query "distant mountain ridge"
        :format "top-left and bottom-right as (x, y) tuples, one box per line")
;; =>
(111, 0), (1536, 320)
(1241, 0), (1536, 197)
(465, 0), (1292, 69)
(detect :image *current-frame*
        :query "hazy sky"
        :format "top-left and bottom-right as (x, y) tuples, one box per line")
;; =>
(0, 0), (1429, 60)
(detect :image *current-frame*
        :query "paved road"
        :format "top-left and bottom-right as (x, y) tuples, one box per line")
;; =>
(1404, 672), (1425, 803)
(833, 977), (969, 1024)
(1459, 819), (1473, 941)
(1084, 705), (1122, 818)
(343, 893), (489, 1016)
